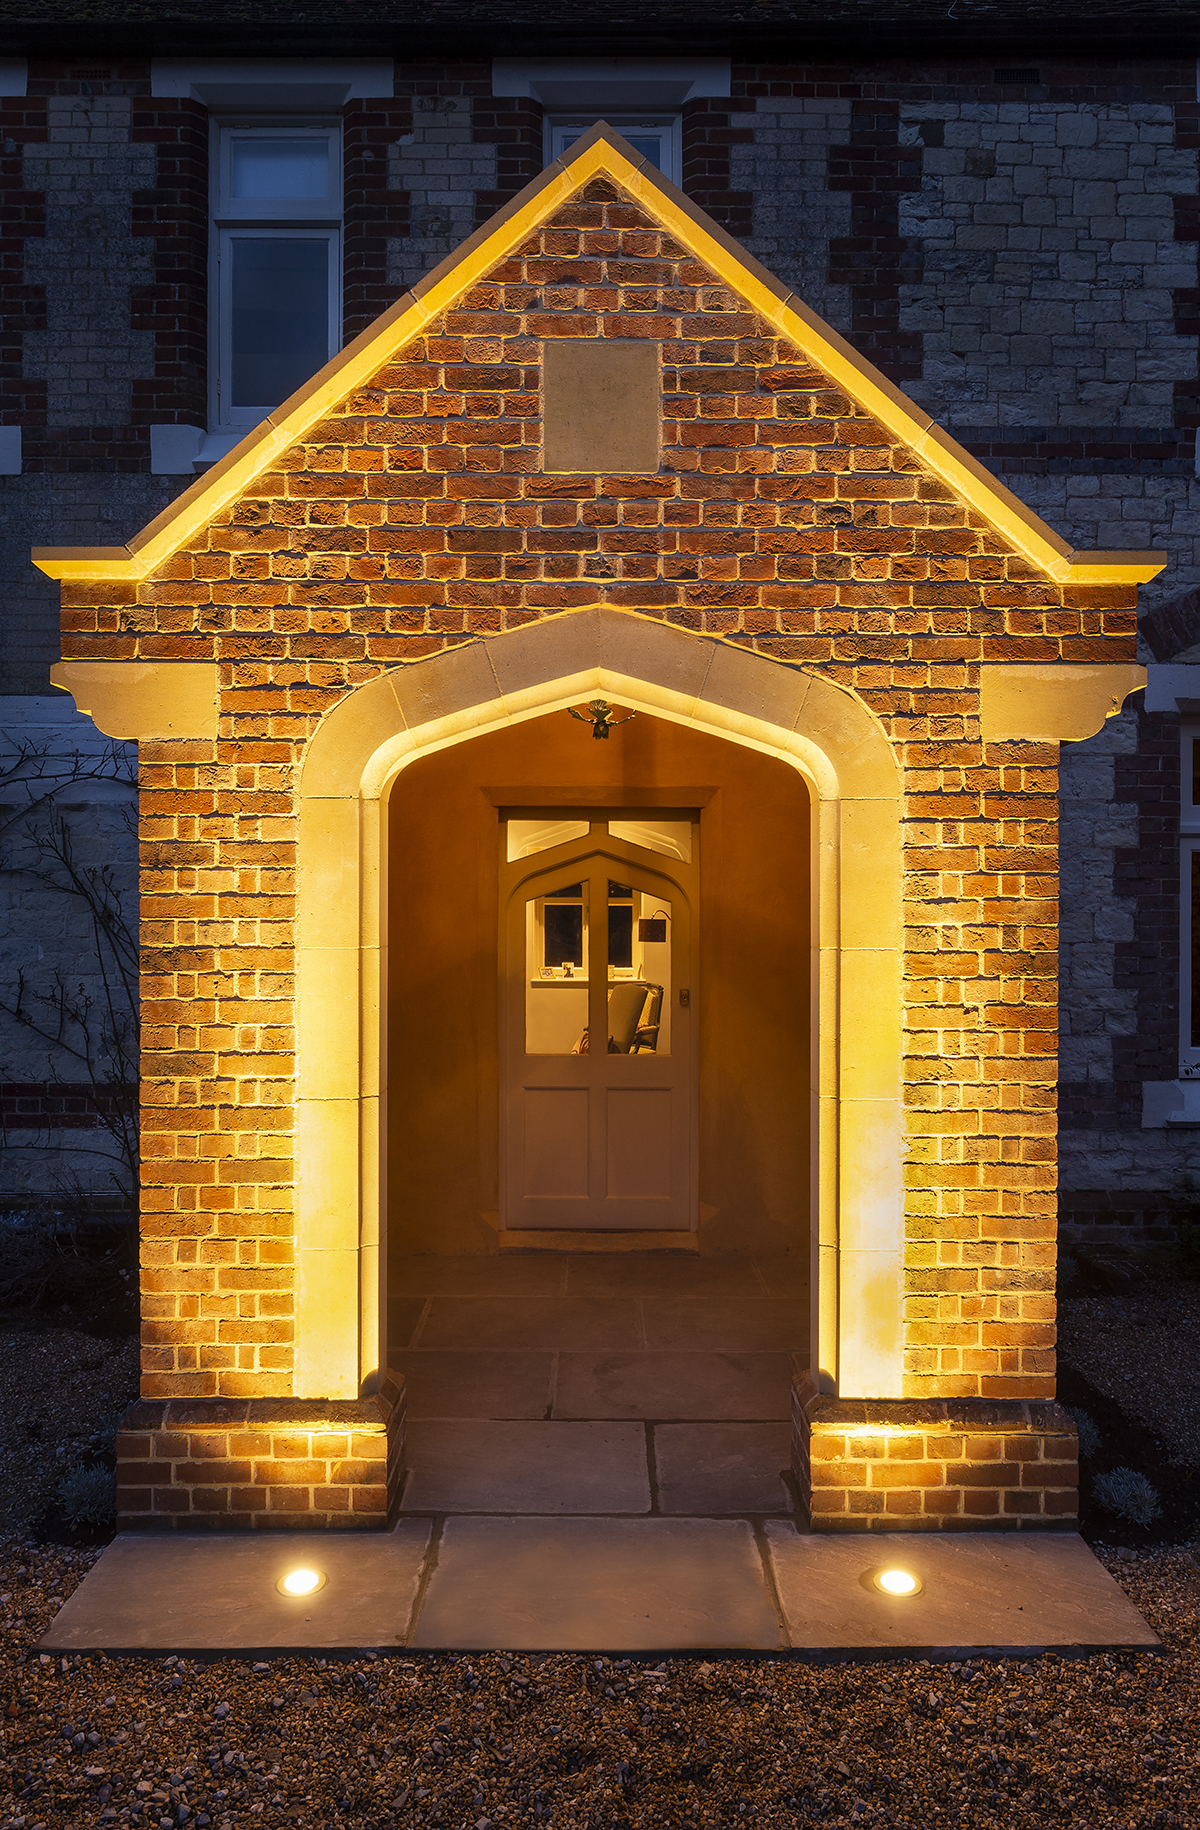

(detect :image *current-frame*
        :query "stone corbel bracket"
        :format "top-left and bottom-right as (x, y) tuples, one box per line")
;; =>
(50, 661), (219, 741)
(979, 663), (1147, 745)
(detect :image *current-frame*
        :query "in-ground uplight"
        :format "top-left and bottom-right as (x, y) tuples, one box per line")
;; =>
(873, 1567), (923, 1597)
(277, 1568), (326, 1596)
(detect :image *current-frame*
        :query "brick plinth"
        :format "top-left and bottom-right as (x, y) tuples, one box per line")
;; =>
(793, 1376), (1077, 1532)
(115, 1372), (405, 1530)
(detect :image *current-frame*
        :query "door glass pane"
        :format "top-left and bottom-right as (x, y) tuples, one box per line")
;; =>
(230, 238), (329, 411)
(231, 137), (329, 200)
(608, 881), (633, 971)
(608, 818), (692, 863)
(607, 890), (671, 1055)
(526, 883), (589, 1055)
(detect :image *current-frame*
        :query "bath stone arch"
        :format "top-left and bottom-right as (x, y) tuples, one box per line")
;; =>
(295, 606), (902, 1405)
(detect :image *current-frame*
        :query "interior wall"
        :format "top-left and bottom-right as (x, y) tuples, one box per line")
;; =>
(386, 708), (811, 1257)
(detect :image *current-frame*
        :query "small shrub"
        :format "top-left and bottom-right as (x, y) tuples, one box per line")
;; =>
(1067, 1408), (1100, 1459)
(1093, 1466), (1162, 1528)
(57, 1463), (116, 1527)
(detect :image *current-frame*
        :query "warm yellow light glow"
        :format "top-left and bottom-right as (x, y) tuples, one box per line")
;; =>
(278, 1568), (324, 1596)
(874, 1568), (922, 1597)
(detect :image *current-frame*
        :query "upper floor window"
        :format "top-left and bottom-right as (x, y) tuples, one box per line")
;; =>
(546, 114), (681, 184)
(211, 122), (342, 430)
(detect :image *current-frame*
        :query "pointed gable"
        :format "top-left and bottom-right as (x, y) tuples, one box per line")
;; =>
(37, 123), (1161, 696)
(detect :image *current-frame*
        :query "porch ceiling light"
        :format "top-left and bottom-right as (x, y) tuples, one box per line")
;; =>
(873, 1567), (923, 1597)
(277, 1567), (326, 1597)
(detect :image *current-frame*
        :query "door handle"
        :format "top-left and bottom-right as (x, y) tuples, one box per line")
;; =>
(679, 988), (690, 1008)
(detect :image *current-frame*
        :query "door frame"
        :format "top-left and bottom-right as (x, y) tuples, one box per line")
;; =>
(295, 607), (903, 1404)
(500, 820), (699, 1241)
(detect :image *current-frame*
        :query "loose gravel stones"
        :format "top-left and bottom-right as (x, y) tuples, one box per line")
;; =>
(2, 1538), (1199, 1830)
(0, 1332), (138, 1534)
(1058, 1281), (1200, 1471)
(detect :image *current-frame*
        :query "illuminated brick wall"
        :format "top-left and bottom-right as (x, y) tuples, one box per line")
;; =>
(792, 1374), (1079, 1532)
(51, 172), (1137, 1522)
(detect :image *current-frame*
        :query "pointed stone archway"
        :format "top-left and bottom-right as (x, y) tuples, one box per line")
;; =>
(294, 606), (903, 1411)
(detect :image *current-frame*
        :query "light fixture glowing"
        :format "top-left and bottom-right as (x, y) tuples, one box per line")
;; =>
(873, 1567), (923, 1597)
(277, 1567), (325, 1597)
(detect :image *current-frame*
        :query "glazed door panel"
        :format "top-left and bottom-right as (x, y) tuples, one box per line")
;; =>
(502, 830), (694, 1232)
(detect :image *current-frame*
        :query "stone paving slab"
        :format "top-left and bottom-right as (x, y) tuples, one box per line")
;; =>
(553, 1350), (792, 1420)
(40, 1526), (433, 1655)
(38, 1522), (1159, 1659)
(765, 1525), (1162, 1658)
(653, 1422), (793, 1513)
(414, 1517), (784, 1650)
(400, 1420), (651, 1513)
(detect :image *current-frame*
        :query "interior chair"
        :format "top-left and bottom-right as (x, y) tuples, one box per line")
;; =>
(606, 981), (663, 1054)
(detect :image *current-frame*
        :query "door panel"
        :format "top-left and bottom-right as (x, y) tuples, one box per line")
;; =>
(606, 1088), (673, 1199)
(502, 824), (695, 1232)
(523, 1087), (589, 1198)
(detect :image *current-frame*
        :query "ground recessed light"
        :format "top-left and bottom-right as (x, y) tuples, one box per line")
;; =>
(277, 1568), (326, 1597)
(873, 1567), (923, 1597)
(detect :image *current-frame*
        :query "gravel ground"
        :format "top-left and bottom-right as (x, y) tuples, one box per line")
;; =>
(1057, 1280), (1200, 1470)
(2, 1537), (1199, 1830)
(1, 1277), (1198, 1829)
(0, 1333), (139, 1534)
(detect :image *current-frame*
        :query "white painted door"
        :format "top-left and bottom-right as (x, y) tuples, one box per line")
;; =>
(501, 822), (695, 1232)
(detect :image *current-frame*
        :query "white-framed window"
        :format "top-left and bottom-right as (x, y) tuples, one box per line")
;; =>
(210, 122), (342, 431)
(546, 113), (682, 184)
(1180, 722), (1200, 1073)
(493, 58), (731, 193)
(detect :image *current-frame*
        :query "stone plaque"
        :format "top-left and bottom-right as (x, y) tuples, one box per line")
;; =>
(542, 340), (660, 473)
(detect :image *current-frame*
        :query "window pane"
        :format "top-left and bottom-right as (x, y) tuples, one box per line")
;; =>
(231, 138), (329, 200)
(545, 903), (584, 971)
(230, 239), (329, 411)
(626, 136), (662, 168)
(506, 818), (589, 861)
(1192, 738), (1200, 809)
(608, 902), (633, 970)
(608, 818), (692, 862)
(1193, 853), (1200, 1048)
(559, 129), (661, 171)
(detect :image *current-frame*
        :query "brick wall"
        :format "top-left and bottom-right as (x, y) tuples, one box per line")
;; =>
(130, 96), (208, 432)
(114, 1372), (405, 1529)
(1057, 699), (1200, 1224)
(344, 98), (414, 343)
(49, 173), (1139, 1420)
(793, 1375), (1079, 1532)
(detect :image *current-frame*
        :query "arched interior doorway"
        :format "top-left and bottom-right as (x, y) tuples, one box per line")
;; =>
(386, 709), (811, 1261)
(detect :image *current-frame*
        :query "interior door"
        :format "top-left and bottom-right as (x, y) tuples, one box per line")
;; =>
(501, 822), (695, 1232)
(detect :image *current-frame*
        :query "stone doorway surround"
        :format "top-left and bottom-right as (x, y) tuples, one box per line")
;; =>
(292, 607), (904, 1411)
